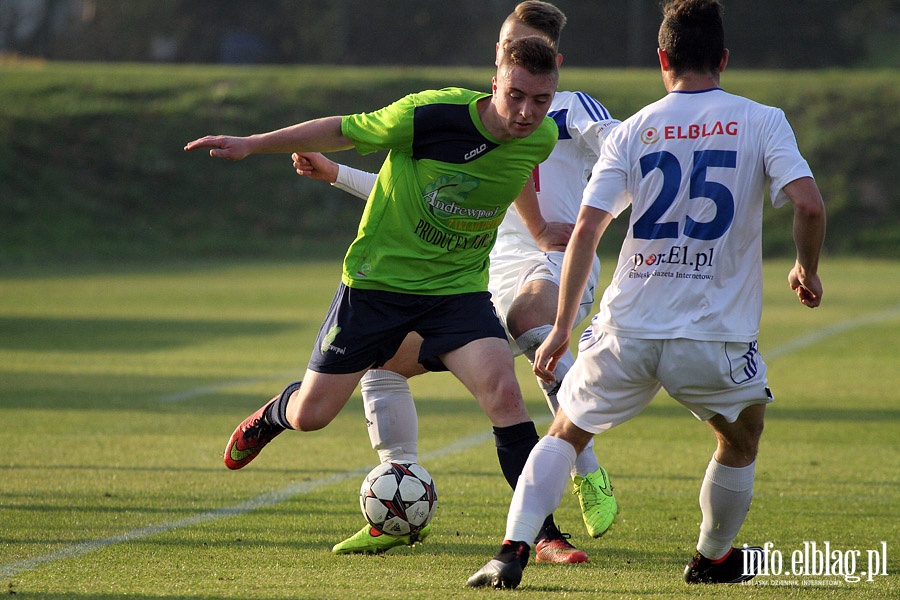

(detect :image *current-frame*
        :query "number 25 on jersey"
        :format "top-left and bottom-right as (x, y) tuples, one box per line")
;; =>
(632, 150), (736, 241)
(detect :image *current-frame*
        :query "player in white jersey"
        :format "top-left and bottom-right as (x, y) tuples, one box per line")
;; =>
(468, 0), (826, 589)
(489, 89), (616, 360)
(291, 2), (620, 563)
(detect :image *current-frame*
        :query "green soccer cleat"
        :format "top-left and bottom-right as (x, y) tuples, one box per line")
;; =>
(573, 465), (617, 538)
(332, 523), (432, 555)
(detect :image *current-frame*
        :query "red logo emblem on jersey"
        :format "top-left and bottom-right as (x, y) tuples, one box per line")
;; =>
(640, 127), (660, 144)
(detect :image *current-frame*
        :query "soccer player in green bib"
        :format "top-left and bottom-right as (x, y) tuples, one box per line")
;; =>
(184, 36), (559, 546)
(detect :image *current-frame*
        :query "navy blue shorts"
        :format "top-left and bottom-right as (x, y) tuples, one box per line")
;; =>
(308, 283), (507, 374)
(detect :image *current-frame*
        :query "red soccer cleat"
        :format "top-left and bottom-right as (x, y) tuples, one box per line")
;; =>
(534, 523), (589, 563)
(223, 396), (284, 470)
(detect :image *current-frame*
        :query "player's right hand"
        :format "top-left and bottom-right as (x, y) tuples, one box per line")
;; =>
(535, 221), (574, 252)
(292, 152), (339, 183)
(533, 327), (570, 383)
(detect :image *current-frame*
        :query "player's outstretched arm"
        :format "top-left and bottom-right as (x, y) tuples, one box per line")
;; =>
(184, 116), (352, 160)
(183, 135), (254, 161)
(784, 176), (826, 308)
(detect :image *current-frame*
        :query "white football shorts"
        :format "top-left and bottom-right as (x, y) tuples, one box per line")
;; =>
(488, 243), (599, 354)
(558, 330), (774, 433)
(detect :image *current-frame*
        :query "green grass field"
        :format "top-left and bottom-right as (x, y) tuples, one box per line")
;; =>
(1, 258), (898, 599)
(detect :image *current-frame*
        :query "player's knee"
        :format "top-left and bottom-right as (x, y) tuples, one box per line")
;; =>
(711, 409), (765, 465)
(736, 407), (766, 446)
(381, 361), (426, 378)
(506, 304), (546, 339)
(482, 383), (528, 424)
(286, 406), (329, 432)
(720, 426), (764, 465)
(746, 417), (765, 442)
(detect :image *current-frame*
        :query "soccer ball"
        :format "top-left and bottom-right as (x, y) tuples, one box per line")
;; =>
(359, 461), (438, 537)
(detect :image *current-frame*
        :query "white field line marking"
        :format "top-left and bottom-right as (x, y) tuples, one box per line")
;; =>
(158, 371), (298, 403)
(0, 428), (508, 580)
(3, 306), (898, 580)
(765, 304), (900, 360)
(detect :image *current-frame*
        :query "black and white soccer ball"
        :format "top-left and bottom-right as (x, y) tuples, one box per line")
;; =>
(359, 461), (438, 537)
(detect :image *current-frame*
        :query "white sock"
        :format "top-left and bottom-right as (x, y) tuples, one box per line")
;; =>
(574, 438), (600, 476)
(696, 458), (755, 560)
(505, 435), (575, 545)
(360, 369), (418, 463)
(516, 325), (598, 477)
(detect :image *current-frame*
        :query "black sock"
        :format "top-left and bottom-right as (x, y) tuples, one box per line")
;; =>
(263, 380), (302, 430)
(539, 514), (557, 537)
(496, 540), (530, 568)
(493, 421), (539, 490)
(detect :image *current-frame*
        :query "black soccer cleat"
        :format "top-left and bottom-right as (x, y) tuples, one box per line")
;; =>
(684, 546), (764, 584)
(467, 540), (530, 589)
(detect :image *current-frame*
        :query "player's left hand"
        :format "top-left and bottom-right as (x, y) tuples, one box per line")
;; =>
(788, 263), (823, 308)
(184, 135), (252, 161)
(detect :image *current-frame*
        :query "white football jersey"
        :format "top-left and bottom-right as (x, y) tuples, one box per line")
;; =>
(584, 88), (814, 342)
(497, 90), (619, 246)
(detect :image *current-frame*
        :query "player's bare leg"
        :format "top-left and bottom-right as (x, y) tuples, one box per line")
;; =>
(380, 332), (429, 377)
(284, 369), (369, 431)
(441, 336), (530, 427)
(224, 370), (366, 470)
(507, 278), (599, 466)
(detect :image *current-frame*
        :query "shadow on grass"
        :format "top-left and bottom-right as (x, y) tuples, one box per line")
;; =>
(0, 315), (293, 352)
(629, 399), (900, 423)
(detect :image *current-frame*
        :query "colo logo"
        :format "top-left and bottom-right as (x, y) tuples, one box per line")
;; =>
(464, 143), (488, 161)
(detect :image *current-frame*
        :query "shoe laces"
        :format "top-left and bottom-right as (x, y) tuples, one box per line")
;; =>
(538, 522), (573, 543)
(244, 416), (275, 442)
(577, 471), (612, 503)
(576, 477), (599, 504)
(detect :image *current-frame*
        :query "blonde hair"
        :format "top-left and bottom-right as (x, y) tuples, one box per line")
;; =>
(503, 1), (567, 51)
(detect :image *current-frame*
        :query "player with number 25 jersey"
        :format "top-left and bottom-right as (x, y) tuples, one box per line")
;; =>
(586, 88), (813, 342)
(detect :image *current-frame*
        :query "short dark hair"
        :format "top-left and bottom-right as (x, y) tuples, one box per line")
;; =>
(658, 0), (725, 75)
(499, 36), (559, 77)
(507, 1), (567, 51)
